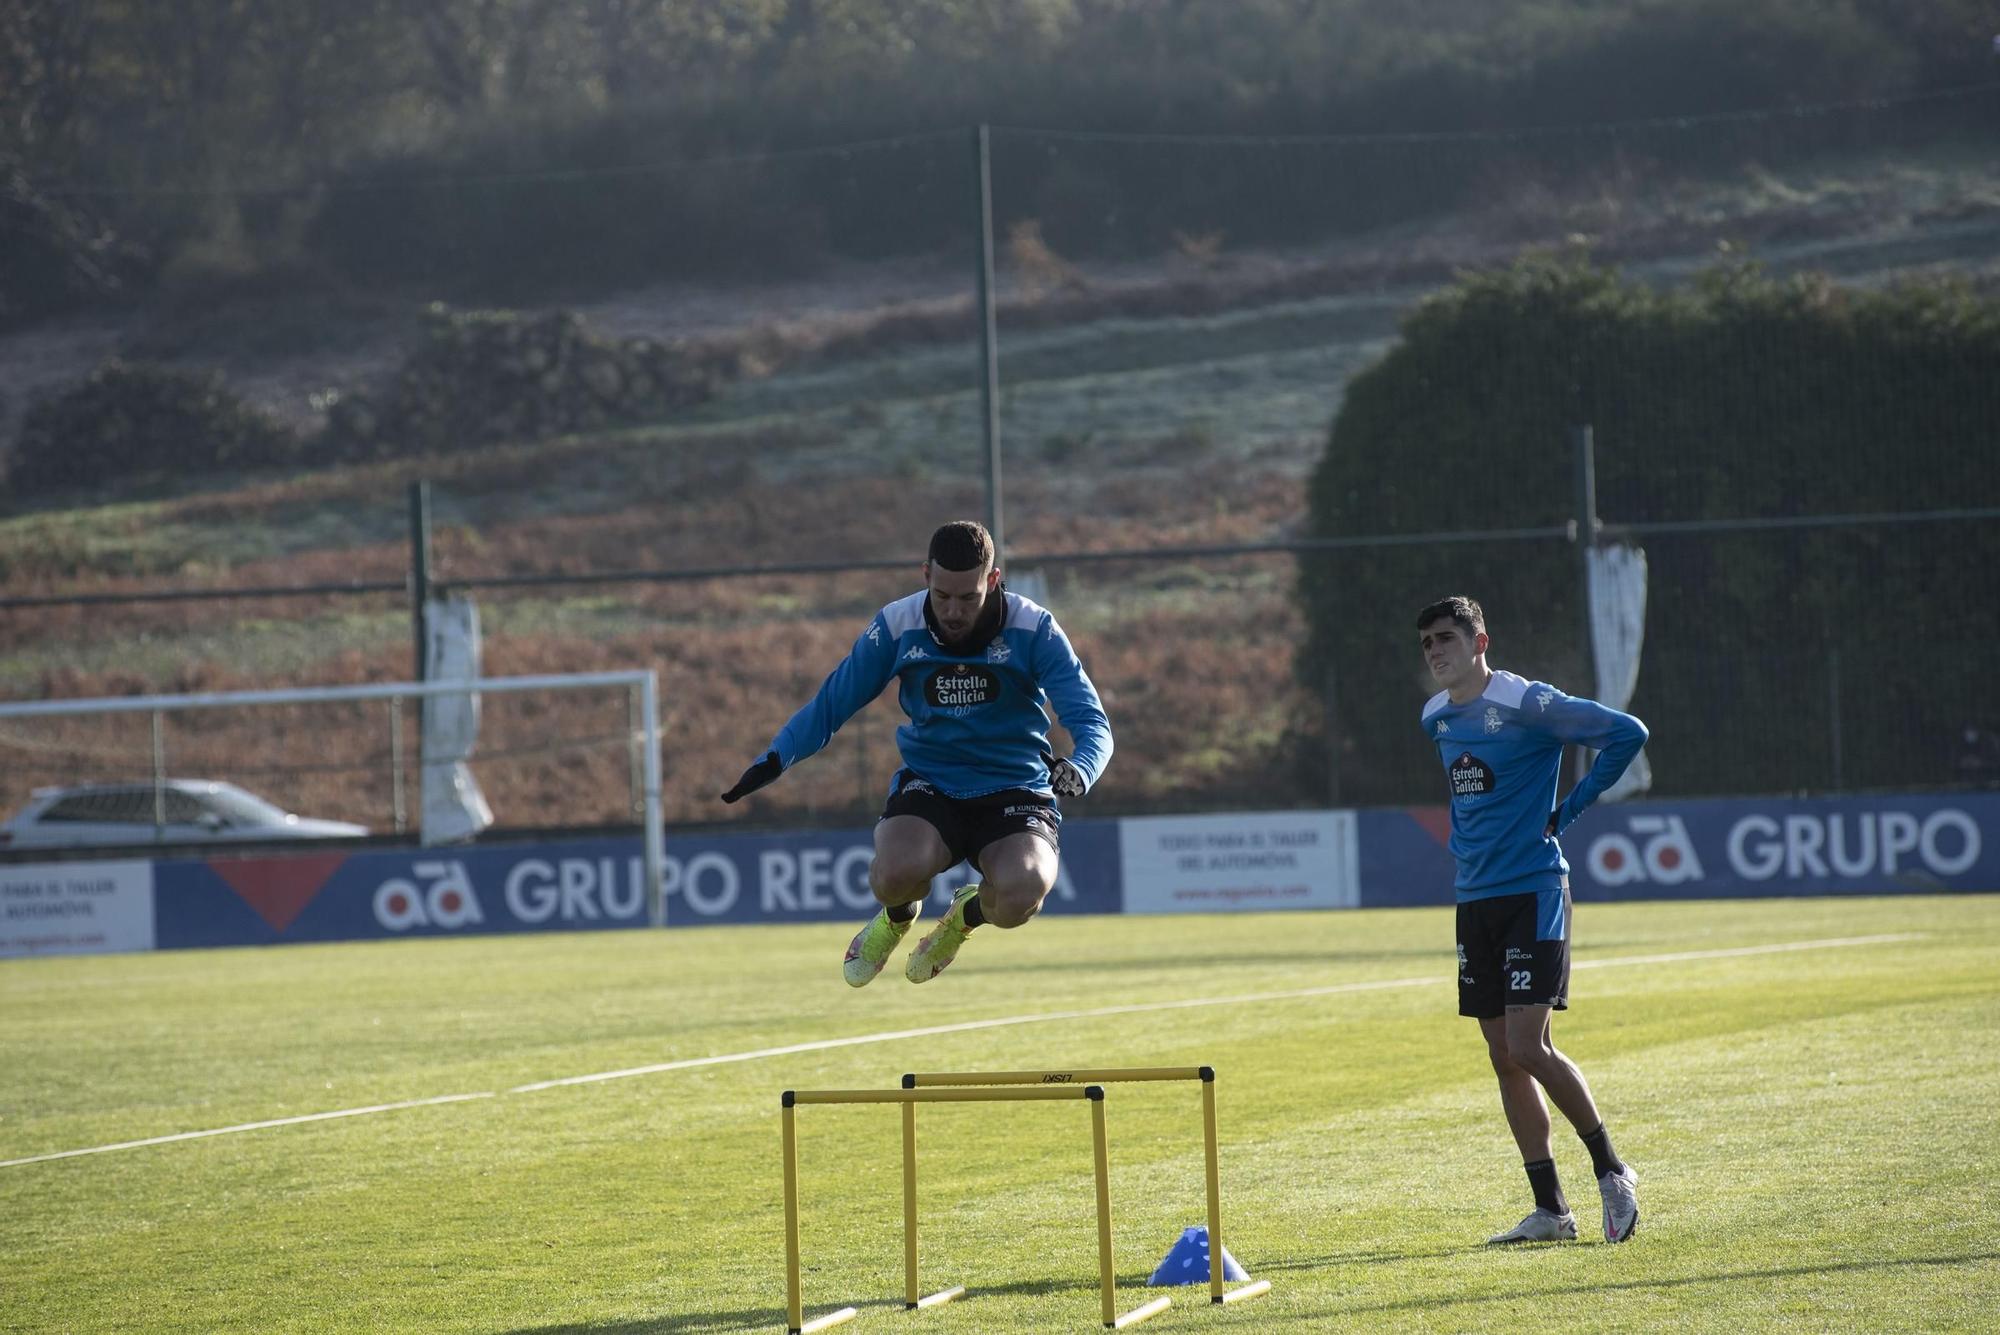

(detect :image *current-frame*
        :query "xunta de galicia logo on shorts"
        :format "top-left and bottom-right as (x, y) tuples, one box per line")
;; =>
(927, 664), (999, 711)
(1450, 751), (1494, 798)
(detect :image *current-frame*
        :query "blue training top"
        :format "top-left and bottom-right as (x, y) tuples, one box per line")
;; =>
(1420, 669), (1648, 901)
(769, 589), (1112, 800)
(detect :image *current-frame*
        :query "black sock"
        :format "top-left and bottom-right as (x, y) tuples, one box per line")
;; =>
(1579, 1123), (1624, 1179)
(885, 901), (918, 923)
(1523, 1159), (1567, 1216)
(960, 892), (986, 930)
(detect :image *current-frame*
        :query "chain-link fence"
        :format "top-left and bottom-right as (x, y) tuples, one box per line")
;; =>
(4, 85), (1997, 831)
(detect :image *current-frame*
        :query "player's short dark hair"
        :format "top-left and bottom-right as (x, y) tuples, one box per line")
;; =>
(928, 520), (994, 572)
(1417, 595), (1485, 636)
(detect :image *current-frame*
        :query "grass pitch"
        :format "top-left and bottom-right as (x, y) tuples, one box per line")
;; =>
(3, 894), (1997, 1333)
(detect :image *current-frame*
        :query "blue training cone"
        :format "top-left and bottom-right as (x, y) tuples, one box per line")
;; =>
(1148, 1225), (1250, 1286)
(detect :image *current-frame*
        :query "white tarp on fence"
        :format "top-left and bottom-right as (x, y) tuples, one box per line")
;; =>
(1587, 542), (1652, 801)
(421, 595), (494, 844)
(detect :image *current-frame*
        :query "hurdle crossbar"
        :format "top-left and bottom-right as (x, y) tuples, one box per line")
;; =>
(780, 1084), (1169, 1333)
(902, 1066), (1271, 1308)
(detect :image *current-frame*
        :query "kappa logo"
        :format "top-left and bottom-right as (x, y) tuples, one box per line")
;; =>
(1435, 720), (1449, 736)
(901, 778), (936, 797)
(1537, 689), (1554, 712)
(903, 645), (926, 661)
(1483, 706), (1503, 735)
(867, 622), (882, 645)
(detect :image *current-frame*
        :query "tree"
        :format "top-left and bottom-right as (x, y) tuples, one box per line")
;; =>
(0, 0), (101, 161)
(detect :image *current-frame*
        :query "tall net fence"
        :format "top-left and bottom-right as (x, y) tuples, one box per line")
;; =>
(4, 85), (1998, 830)
(1302, 517), (2000, 810)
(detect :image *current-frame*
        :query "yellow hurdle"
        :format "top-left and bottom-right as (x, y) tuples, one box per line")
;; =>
(780, 1084), (1169, 1333)
(903, 1067), (1272, 1309)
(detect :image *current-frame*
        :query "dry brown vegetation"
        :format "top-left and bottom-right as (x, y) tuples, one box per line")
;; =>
(2, 400), (1320, 832)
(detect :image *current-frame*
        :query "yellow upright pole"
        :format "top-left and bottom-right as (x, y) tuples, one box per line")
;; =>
(782, 1095), (803, 1334)
(1201, 1072), (1224, 1304)
(1092, 1088), (1115, 1328)
(902, 1098), (918, 1307)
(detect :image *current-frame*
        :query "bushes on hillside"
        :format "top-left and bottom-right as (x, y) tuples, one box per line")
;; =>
(320, 304), (741, 459)
(8, 361), (298, 497)
(1299, 254), (2000, 803)
(5, 304), (746, 495)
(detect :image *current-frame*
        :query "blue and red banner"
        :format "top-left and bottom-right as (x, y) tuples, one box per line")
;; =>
(5, 792), (1992, 955)
(1358, 792), (2000, 906)
(148, 820), (1123, 950)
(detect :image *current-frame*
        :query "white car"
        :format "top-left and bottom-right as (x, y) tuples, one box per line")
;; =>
(0, 780), (369, 849)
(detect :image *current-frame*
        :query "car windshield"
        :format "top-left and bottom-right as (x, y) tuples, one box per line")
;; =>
(195, 785), (294, 826)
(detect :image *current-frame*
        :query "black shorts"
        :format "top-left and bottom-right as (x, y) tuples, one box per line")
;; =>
(1456, 882), (1571, 1020)
(879, 772), (1061, 872)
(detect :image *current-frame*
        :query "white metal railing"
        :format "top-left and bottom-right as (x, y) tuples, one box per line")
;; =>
(0, 672), (670, 925)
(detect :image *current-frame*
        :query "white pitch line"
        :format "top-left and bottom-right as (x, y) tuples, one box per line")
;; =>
(506, 932), (1921, 1091)
(0, 1092), (496, 1169)
(1570, 934), (1922, 970)
(1, 933), (1923, 1169)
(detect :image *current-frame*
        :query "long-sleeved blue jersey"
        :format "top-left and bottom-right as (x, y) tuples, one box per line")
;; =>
(1421, 670), (1648, 901)
(769, 589), (1112, 800)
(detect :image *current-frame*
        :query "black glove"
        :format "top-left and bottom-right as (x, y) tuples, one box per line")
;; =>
(1048, 755), (1087, 798)
(721, 751), (784, 804)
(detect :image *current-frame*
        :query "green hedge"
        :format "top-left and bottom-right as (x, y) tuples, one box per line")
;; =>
(1300, 254), (2000, 803)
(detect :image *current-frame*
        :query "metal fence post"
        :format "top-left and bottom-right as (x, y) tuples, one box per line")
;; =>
(1572, 424), (1601, 785)
(974, 123), (1004, 560)
(151, 710), (166, 831)
(409, 480), (432, 684)
(389, 695), (407, 833)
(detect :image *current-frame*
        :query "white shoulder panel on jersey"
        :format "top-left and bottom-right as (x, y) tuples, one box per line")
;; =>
(1420, 689), (1451, 721)
(879, 590), (929, 638)
(1002, 590), (1049, 632)
(1484, 670), (1532, 710)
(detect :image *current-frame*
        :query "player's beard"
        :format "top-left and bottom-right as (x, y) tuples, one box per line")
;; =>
(932, 589), (1003, 655)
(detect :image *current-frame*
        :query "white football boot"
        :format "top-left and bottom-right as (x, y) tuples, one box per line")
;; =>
(1486, 1207), (1578, 1245)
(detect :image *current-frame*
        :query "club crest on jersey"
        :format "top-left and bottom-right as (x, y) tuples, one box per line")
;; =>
(986, 638), (1010, 664)
(1483, 706), (1503, 734)
(1450, 751), (1495, 798)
